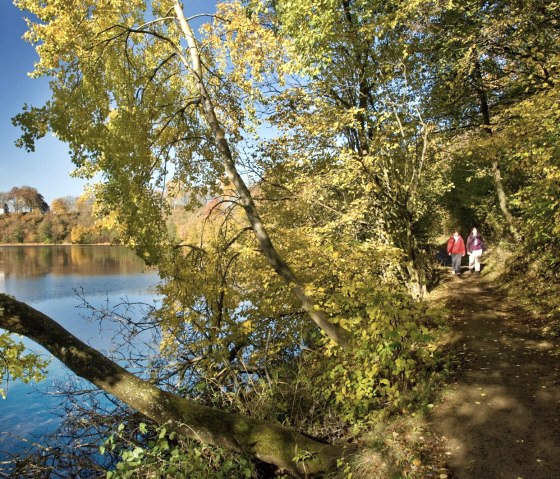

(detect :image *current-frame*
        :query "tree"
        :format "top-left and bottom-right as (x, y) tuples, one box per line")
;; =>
(266, 0), (452, 298)
(0, 191), (10, 213)
(37, 216), (53, 242)
(416, 0), (560, 240)
(3, 0), (450, 474)
(13, 0), (352, 345)
(51, 197), (70, 215)
(9, 0), (360, 473)
(5, 186), (49, 213)
(0, 293), (346, 477)
(6, 187), (24, 213)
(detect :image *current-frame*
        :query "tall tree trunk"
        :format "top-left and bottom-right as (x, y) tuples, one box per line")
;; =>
(472, 58), (521, 242)
(491, 161), (520, 241)
(0, 293), (347, 477)
(405, 220), (427, 299)
(172, 1), (352, 348)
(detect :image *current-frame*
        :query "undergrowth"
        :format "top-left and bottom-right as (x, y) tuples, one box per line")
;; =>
(485, 244), (560, 339)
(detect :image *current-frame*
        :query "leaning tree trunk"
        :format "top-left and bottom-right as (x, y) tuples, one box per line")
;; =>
(491, 160), (520, 241)
(0, 294), (346, 478)
(172, 0), (352, 348)
(472, 58), (521, 242)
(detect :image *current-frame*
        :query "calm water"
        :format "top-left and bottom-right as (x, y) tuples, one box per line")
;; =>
(0, 245), (159, 455)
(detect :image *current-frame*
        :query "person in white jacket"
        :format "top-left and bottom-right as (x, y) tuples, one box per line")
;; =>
(466, 227), (487, 274)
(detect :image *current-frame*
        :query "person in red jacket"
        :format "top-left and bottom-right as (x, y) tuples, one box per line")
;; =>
(447, 230), (466, 275)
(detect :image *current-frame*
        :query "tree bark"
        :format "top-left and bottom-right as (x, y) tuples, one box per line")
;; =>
(472, 58), (521, 242)
(491, 160), (520, 241)
(0, 293), (346, 477)
(405, 219), (427, 299)
(172, 1), (352, 348)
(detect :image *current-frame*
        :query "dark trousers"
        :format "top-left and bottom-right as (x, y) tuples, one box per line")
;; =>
(451, 254), (463, 274)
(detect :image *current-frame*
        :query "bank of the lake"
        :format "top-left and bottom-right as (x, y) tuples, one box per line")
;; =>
(0, 242), (112, 246)
(0, 210), (115, 245)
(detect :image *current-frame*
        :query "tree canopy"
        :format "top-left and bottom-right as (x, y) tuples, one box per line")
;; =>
(0, 186), (49, 213)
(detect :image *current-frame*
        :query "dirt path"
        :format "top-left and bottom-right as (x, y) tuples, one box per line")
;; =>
(429, 272), (560, 479)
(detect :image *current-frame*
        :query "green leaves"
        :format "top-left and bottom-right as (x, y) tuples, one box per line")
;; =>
(320, 290), (441, 421)
(0, 332), (48, 398)
(101, 422), (257, 478)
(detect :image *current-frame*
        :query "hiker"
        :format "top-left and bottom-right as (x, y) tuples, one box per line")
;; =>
(466, 227), (487, 274)
(447, 230), (466, 276)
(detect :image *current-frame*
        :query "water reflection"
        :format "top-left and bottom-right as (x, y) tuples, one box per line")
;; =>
(0, 245), (150, 279)
(0, 246), (160, 458)
(0, 246), (158, 304)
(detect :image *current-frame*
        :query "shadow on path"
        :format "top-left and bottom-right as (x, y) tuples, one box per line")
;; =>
(429, 273), (560, 479)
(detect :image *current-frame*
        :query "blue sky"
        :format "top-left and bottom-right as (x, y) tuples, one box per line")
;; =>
(0, 1), (215, 206)
(0, 2), (88, 205)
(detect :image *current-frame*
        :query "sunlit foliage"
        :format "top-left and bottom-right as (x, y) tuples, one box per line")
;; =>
(4, 0), (559, 476)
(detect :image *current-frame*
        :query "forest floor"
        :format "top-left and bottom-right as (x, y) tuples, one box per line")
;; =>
(427, 265), (560, 479)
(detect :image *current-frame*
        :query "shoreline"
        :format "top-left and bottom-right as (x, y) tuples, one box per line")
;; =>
(0, 242), (114, 247)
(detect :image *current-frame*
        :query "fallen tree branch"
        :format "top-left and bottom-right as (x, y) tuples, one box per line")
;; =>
(0, 294), (345, 477)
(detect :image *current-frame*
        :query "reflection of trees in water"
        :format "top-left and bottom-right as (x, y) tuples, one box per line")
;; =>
(0, 246), (148, 278)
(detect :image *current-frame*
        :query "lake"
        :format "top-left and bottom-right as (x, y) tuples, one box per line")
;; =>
(0, 245), (160, 457)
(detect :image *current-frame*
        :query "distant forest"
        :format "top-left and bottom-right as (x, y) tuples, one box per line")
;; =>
(0, 186), (113, 244)
(0, 185), (202, 245)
